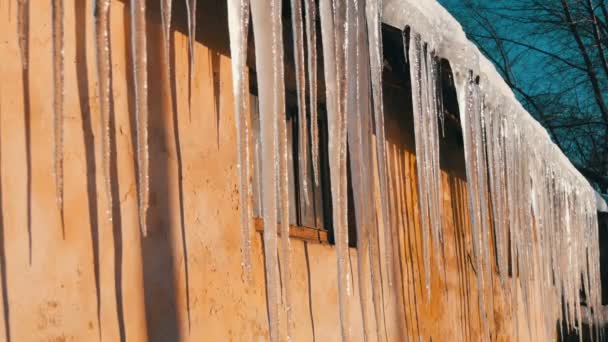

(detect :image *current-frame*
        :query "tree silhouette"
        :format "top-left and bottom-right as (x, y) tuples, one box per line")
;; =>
(441, 0), (608, 196)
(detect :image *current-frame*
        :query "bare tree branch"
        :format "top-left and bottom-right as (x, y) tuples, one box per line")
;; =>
(469, 33), (588, 72)
(585, 0), (608, 79)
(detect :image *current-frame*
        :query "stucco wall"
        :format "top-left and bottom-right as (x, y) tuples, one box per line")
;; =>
(0, 0), (550, 341)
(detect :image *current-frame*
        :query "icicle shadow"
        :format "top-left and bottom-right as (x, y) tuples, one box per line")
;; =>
(17, 0), (32, 265)
(168, 14), (191, 334)
(259, 233), (274, 340)
(75, 0), (101, 338)
(0, 77), (12, 342)
(303, 242), (317, 342)
(123, 7), (181, 341)
(0, 187), (10, 342)
(109, 77), (126, 342)
(144, 14), (182, 342)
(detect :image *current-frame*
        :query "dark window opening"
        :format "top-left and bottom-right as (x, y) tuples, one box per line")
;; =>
(599, 212), (608, 305)
(249, 91), (359, 246)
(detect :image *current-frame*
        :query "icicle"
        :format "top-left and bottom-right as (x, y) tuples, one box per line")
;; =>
(485, 100), (508, 285)
(185, 0), (197, 115)
(426, 50), (444, 252)
(52, 0), (65, 227)
(406, 32), (431, 299)
(277, 1), (292, 339)
(250, 0), (286, 339)
(304, 0), (319, 185)
(161, 0), (172, 60)
(366, 0), (393, 288)
(131, 0), (149, 236)
(319, 0), (351, 339)
(406, 31), (446, 298)
(17, 0), (29, 70)
(437, 61), (446, 136)
(290, 0), (310, 205)
(346, 0), (375, 338)
(227, 0), (253, 276)
(94, 0), (112, 222)
(457, 72), (490, 340)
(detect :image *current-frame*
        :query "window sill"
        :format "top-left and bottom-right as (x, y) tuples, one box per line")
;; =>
(254, 218), (329, 244)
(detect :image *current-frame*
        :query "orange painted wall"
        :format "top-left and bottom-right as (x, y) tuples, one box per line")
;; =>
(0, 0), (550, 341)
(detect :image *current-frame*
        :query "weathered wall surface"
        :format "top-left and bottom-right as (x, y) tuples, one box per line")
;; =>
(0, 0), (549, 341)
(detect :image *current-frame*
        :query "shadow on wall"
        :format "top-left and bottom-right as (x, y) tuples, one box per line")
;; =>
(5, 1), (202, 342)
(74, 2), (103, 340)
(124, 5), (183, 342)
(0, 88), (12, 342)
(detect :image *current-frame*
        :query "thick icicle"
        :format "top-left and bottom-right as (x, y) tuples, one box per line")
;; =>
(425, 49), (444, 256)
(250, 0), (286, 339)
(406, 31), (445, 298)
(227, 0), (253, 276)
(185, 0), (197, 114)
(277, 1), (292, 339)
(290, 0), (310, 205)
(304, 0), (319, 185)
(455, 71), (490, 340)
(52, 0), (65, 226)
(319, 0), (351, 339)
(346, 0), (375, 338)
(131, 0), (149, 236)
(365, 0), (393, 287)
(407, 32), (431, 298)
(94, 0), (112, 222)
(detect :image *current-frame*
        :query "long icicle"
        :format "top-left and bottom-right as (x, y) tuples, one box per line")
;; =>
(52, 0), (65, 229)
(407, 32), (431, 299)
(304, 0), (319, 185)
(227, 0), (253, 276)
(131, 0), (149, 236)
(250, 0), (283, 339)
(319, 0), (351, 339)
(290, 0), (310, 205)
(185, 0), (197, 117)
(276, 0), (292, 339)
(346, 0), (374, 338)
(365, 0), (393, 288)
(95, 0), (112, 223)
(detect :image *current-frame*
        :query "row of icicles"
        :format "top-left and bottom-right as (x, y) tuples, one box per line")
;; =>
(16, 0), (603, 340)
(17, 0), (201, 234)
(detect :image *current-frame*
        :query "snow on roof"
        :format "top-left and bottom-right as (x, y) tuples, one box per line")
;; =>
(381, 0), (596, 201)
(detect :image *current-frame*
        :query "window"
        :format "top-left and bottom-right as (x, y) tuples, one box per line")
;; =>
(250, 94), (357, 245)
